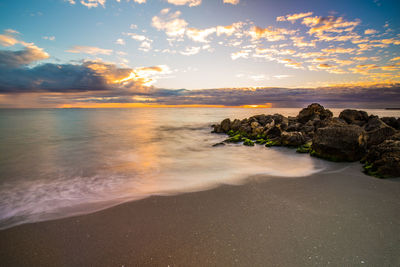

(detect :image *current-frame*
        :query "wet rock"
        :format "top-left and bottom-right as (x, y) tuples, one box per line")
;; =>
(238, 124), (252, 136)
(381, 117), (400, 130)
(224, 134), (242, 143)
(253, 114), (268, 126)
(286, 122), (302, 132)
(339, 109), (369, 126)
(296, 142), (312, 153)
(252, 126), (264, 136)
(364, 117), (396, 147)
(243, 138), (255, 146)
(212, 124), (223, 133)
(363, 140), (400, 178)
(297, 103), (333, 124)
(266, 125), (282, 138)
(265, 138), (281, 147)
(312, 125), (367, 161)
(212, 142), (225, 147)
(251, 121), (260, 129)
(281, 131), (306, 147)
(230, 119), (242, 131)
(221, 118), (231, 133)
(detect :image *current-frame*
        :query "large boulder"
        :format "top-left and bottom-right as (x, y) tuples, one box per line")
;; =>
(212, 124), (223, 133)
(266, 125), (282, 138)
(281, 131), (306, 147)
(230, 119), (242, 131)
(339, 109), (369, 126)
(381, 117), (400, 130)
(364, 117), (396, 147)
(312, 125), (367, 161)
(363, 140), (400, 178)
(221, 118), (231, 133)
(297, 103), (333, 124)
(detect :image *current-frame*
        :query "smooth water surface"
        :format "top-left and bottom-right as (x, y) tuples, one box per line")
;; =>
(0, 108), (398, 229)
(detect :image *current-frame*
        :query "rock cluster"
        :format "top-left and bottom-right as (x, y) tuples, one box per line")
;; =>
(211, 103), (400, 178)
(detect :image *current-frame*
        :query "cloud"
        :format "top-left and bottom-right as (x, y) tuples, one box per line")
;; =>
(302, 16), (360, 35)
(390, 56), (400, 62)
(63, 85), (400, 109)
(43, 36), (56, 41)
(279, 58), (303, 69)
(166, 0), (201, 7)
(186, 27), (216, 42)
(231, 50), (250, 60)
(180, 46), (201, 56)
(277, 12), (313, 23)
(80, 0), (106, 8)
(122, 32), (153, 51)
(66, 45), (113, 55)
(0, 29), (35, 48)
(364, 29), (377, 35)
(223, 0), (239, 5)
(290, 36), (316, 47)
(317, 63), (334, 69)
(115, 38), (125, 45)
(0, 46), (49, 68)
(249, 26), (295, 41)
(0, 49), (170, 93)
(152, 9), (188, 38)
(321, 47), (355, 54)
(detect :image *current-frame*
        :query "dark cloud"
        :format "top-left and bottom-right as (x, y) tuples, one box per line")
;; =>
(0, 46), (49, 68)
(0, 62), (110, 93)
(1, 48), (399, 108)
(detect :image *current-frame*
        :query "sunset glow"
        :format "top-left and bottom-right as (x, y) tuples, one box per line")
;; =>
(0, 0), (399, 108)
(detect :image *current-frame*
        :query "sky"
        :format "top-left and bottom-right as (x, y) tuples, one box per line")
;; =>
(0, 0), (399, 108)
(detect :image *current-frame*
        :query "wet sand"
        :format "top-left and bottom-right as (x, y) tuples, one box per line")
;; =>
(0, 163), (399, 266)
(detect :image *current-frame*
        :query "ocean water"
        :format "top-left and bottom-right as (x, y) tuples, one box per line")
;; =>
(0, 108), (399, 229)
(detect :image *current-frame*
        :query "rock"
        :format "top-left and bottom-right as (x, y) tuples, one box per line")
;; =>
(339, 109), (369, 126)
(281, 131), (306, 147)
(224, 134), (242, 143)
(297, 103), (333, 124)
(381, 117), (400, 130)
(296, 142), (312, 153)
(221, 118), (231, 133)
(312, 125), (367, 161)
(230, 119), (242, 131)
(314, 117), (346, 129)
(265, 138), (281, 147)
(251, 114), (266, 125)
(252, 126), (264, 136)
(266, 125), (282, 138)
(251, 121), (260, 129)
(364, 117), (396, 147)
(243, 138), (255, 146)
(212, 124), (223, 133)
(238, 124), (252, 136)
(363, 140), (400, 178)
(212, 142), (225, 147)
(286, 122), (302, 132)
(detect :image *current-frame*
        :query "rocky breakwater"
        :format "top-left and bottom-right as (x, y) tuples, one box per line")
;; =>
(211, 103), (400, 178)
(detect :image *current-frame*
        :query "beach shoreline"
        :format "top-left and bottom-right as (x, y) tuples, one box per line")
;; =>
(1, 163), (399, 266)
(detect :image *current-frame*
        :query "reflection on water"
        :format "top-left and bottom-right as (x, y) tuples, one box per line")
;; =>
(0, 108), (398, 229)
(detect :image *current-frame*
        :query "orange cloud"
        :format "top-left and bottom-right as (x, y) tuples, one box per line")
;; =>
(277, 12), (313, 23)
(66, 45), (113, 55)
(223, 0), (239, 5)
(249, 26), (295, 41)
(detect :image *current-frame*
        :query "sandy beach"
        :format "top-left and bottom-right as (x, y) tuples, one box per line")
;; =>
(0, 163), (399, 266)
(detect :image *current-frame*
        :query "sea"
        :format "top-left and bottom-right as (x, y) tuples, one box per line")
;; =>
(0, 108), (399, 229)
